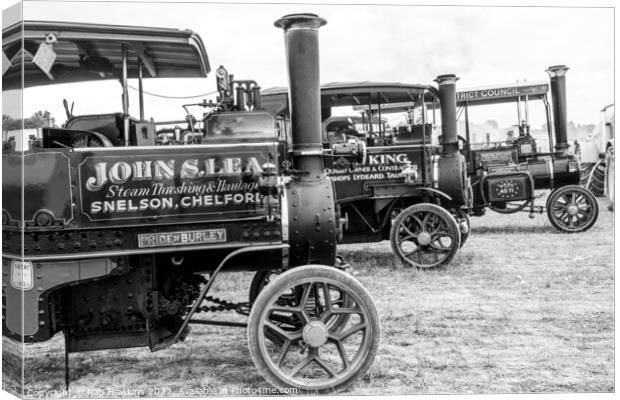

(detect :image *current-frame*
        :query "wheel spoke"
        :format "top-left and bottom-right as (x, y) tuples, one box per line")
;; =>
(400, 223), (418, 240)
(334, 339), (350, 369)
(265, 320), (301, 342)
(431, 230), (451, 239)
(322, 282), (333, 312)
(553, 203), (567, 211)
(331, 307), (361, 315)
(399, 233), (417, 242)
(312, 283), (323, 315)
(276, 339), (292, 367)
(314, 355), (337, 378)
(337, 322), (367, 341)
(429, 222), (447, 235)
(298, 283), (312, 309)
(409, 215), (424, 230)
(429, 242), (451, 252)
(286, 353), (315, 378)
(402, 246), (420, 257)
(578, 202), (592, 210)
(421, 212), (432, 228)
(578, 210), (592, 219)
(417, 249), (438, 266)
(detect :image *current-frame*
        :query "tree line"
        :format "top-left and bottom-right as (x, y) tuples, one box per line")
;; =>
(2, 110), (57, 131)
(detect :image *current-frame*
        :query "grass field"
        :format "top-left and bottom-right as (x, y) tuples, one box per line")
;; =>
(3, 197), (614, 397)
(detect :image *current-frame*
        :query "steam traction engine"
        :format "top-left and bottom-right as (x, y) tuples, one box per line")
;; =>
(262, 78), (472, 269)
(457, 66), (599, 232)
(2, 15), (379, 393)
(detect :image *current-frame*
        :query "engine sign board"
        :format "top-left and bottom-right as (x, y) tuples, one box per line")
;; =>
(138, 229), (226, 248)
(77, 145), (274, 222)
(457, 83), (549, 104)
(487, 176), (529, 202)
(10, 261), (33, 291)
(326, 145), (427, 202)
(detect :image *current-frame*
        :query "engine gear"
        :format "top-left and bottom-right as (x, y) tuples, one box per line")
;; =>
(71, 135), (105, 148)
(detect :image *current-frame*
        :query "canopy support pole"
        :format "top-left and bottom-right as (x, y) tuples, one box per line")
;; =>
(121, 43), (130, 146)
(138, 59), (145, 120)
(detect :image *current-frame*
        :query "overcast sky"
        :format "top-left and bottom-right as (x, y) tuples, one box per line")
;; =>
(2, 0), (615, 129)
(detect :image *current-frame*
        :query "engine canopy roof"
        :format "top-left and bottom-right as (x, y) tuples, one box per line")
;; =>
(261, 81), (439, 116)
(2, 20), (210, 90)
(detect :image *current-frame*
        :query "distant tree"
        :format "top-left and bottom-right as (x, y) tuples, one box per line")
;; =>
(2, 114), (21, 131)
(485, 119), (499, 130)
(579, 123), (595, 134)
(24, 110), (56, 129)
(2, 110), (57, 132)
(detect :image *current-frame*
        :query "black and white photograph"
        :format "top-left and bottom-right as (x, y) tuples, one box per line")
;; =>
(1, 0), (615, 398)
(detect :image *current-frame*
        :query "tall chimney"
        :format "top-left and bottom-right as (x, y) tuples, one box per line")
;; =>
(435, 74), (460, 156)
(274, 13), (327, 179)
(546, 65), (570, 154)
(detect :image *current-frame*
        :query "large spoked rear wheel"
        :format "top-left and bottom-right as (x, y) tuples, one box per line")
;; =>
(546, 185), (599, 233)
(390, 203), (461, 269)
(247, 265), (380, 394)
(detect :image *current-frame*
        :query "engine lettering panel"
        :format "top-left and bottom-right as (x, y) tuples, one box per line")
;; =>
(138, 229), (226, 248)
(77, 146), (275, 222)
(487, 176), (529, 202)
(326, 145), (428, 202)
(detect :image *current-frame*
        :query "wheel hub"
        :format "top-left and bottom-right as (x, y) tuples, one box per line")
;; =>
(302, 320), (329, 347)
(417, 231), (432, 246)
(567, 204), (579, 216)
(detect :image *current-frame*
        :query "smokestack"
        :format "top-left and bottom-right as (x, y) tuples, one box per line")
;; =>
(546, 65), (569, 154)
(435, 74), (459, 156)
(274, 13), (327, 179)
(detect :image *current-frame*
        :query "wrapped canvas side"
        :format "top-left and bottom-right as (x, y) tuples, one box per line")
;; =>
(2, 2), (26, 398)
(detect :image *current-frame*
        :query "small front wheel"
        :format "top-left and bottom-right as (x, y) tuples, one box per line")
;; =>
(247, 265), (380, 394)
(390, 203), (461, 269)
(546, 185), (599, 232)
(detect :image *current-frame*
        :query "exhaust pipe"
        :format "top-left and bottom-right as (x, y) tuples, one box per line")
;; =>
(274, 13), (337, 267)
(546, 65), (570, 155)
(274, 13), (327, 180)
(435, 74), (460, 156)
(436, 73), (468, 206)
